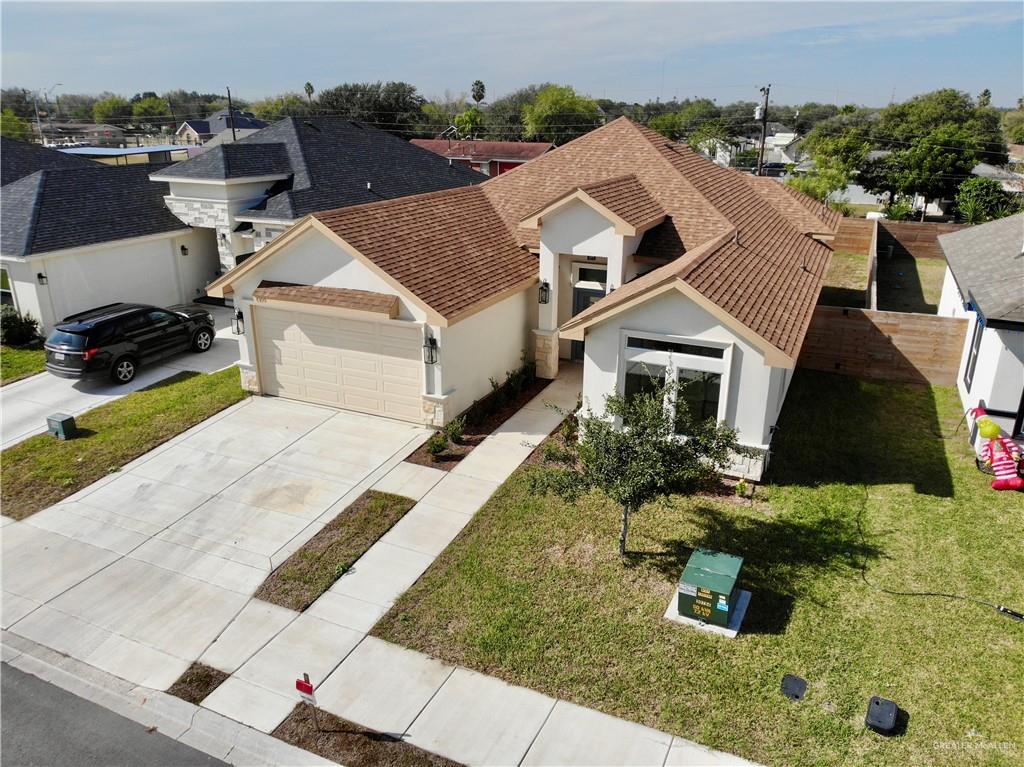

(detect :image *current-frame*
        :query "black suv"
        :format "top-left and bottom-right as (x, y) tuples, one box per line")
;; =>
(44, 303), (216, 384)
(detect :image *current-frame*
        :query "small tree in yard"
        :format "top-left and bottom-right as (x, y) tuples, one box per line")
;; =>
(576, 374), (744, 556)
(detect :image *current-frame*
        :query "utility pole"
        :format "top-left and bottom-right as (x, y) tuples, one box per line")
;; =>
(226, 86), (237, 141)
(755, 84), (770, 176)
(32, 94), (44, 145)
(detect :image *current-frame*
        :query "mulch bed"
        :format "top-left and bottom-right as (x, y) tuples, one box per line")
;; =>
(406, 377), (549, 472)
(166, 662), (229, 706)
(255, 490), (417, 612)
(273, 704), (462, 767)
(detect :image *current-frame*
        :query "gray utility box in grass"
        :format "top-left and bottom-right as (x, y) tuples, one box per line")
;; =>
(677, 548), (743, 628)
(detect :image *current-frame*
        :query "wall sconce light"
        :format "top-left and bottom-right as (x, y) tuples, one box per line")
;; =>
(180, 245), (189, 257)
(36, 272), (48, 285)
(538, 280), (551, 304)
(423, 336), (438, 365)
(231, 309), (244, 335)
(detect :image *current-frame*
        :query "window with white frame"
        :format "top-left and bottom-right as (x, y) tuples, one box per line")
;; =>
(964, 312), (984, 392)
(620, 331), (731, 435)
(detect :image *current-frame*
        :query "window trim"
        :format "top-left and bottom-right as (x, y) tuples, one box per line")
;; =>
(571, 262), (607, 292)
(963, 309), (985, 392)
(617, 329), (733, 427)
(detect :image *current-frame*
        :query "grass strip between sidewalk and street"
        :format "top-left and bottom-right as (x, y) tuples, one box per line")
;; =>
(166, 662), (229, 706)
(273, 703), (462, 767)
(0, 367), (247, 520)
(255, 490), (417, 612)
(1, 346), (46, 385)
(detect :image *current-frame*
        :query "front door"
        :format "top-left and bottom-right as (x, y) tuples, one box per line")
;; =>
(571, 287), (605, 360)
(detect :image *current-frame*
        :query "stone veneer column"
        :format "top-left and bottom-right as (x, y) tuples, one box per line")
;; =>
(422, 395), (447, 427)
(238, 365), (262, 394)
(533, 329), (560, 380)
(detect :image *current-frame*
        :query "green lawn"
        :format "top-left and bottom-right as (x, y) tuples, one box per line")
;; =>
(1, 346), (46, 385)
(836, 202), (882, 218)
(375, 371), (1024, 767)
(256, 490), (417, 611)
(1, 368), (247, 519)
(876, 256), (947, 314)
(818, 251), (870, 308)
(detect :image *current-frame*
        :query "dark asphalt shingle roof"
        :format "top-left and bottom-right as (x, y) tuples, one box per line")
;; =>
(154, 117), (483, 221)
(156, 143), (292, 180)
(1, 137), (100, 186)
(939, 213), (1024, 324)
(1, 165), (188, 257)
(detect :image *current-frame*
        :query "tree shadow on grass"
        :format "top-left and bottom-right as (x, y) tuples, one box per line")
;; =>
(767, 370), (954, 498)
(625, 500), (883, 635)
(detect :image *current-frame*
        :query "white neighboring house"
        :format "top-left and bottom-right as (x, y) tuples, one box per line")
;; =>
(202, 118), (839, 480)
(937, 213), (1024, 447)
(1, 163), (218, 332)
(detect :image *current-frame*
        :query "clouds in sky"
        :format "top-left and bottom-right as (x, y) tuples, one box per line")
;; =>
(2, 1), (1021, 106)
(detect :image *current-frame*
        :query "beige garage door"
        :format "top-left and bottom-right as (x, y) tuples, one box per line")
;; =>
(255, 305), (424, 422)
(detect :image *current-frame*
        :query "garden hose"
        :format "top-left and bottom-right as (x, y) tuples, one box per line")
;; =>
(854, 486), (1023, 623)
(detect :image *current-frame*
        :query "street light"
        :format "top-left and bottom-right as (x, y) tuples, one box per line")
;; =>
(35, 83), (62, 144)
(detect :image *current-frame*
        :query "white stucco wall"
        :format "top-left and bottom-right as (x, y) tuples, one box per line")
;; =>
(538, 199), (642, 358)
(937, 266), (969, 319)
(3, 230), (217, 331)
(437, 288), (535, 419)
(579, 289), (787, 479)
(939, 265), (1024, 439)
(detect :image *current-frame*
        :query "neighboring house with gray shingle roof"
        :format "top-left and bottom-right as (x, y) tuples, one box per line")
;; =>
(937, 213), (1024, 443)
(151, 116), (484, 272)
(1, 137), (99, 186)
(0, 165), (220, 330)
(175, 109), (268, 145)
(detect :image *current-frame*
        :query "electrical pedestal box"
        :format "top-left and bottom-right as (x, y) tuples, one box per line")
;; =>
(677, 548), (743, 628)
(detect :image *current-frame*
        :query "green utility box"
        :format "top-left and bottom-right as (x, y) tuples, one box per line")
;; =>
(677, 548), (743, 628)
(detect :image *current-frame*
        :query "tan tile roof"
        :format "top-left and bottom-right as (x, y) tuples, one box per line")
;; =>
(578, 174), (666, 231)
(562, 230), (738, 331)
(743, 176), (841, 234)
(313, 186), (535, 321)
(410, 139), (553, 163)
(253, 283), (400, 317)
(482, 118), (730, 252)
(226, 117), (834, 357)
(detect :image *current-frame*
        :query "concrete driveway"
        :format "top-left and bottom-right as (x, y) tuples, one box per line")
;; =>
(1, 396), (431, 689)
(1, 305), (239, 449)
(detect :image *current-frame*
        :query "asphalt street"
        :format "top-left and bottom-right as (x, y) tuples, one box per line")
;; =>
(1, 663), (226, 767)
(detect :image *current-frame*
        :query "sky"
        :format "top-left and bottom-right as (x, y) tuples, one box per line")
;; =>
(2, 1), (1022, 109)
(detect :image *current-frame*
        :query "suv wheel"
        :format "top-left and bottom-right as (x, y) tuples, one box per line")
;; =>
(111, 357), (136, 384)
(192, 328), (214, 353)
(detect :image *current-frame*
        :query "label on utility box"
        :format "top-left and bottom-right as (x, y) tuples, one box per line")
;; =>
(678, 583), (697, 597)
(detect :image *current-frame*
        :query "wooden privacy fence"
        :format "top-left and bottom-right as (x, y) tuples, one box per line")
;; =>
(878, 221), (966, 260)
(833, 218), (875, 256)
(798, 306), (968, 386)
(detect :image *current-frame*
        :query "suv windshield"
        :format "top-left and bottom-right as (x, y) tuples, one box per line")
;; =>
(46, 330), (88, 349)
